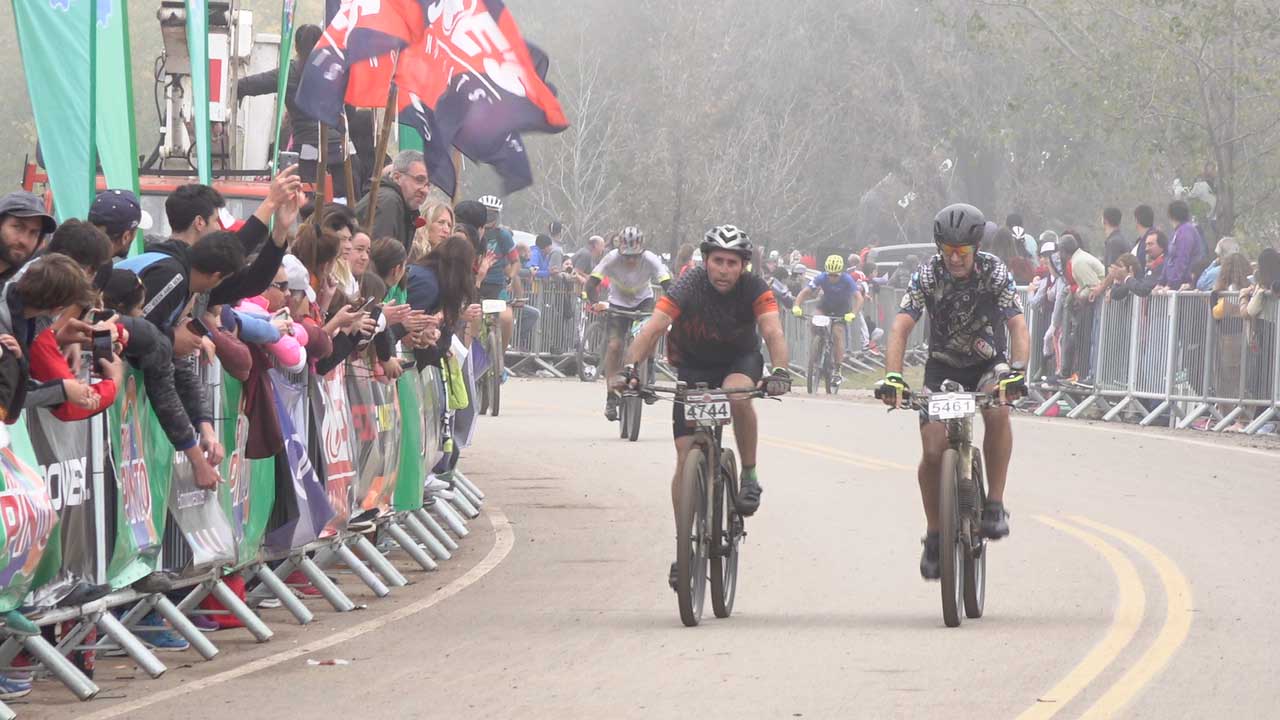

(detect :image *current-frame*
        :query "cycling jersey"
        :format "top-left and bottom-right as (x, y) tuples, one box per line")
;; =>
(899, 251), (1023, 368)
(590, 249), (670, 308)
(481, 227), (517, 289)
(806, 271), (860, 314)
(656, 266), (778, 367)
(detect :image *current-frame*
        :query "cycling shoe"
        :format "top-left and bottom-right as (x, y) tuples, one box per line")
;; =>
(981, 502), (1010, 539)
(920, 532), (941, 580)
(604, 394), (619, 422)
(736, 469), (763, 516)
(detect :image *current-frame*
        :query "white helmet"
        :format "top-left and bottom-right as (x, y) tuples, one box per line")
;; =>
(619, 226), (645, 256)
(700, 224), (752, 259)
(478, 195), (503, 212)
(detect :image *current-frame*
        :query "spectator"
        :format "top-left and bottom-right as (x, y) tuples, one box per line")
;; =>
(88, 189), (152, 259)
(236, 24), (347, 199)
(1196, 236), (1242, 291)
(888, 254), (921, 289)
(355, 149), (429, 252)
(1111, 230), (1169, 300)
(1102, 207), (1128, 266)
(349, 229), (372, 278)
(547, 220), (566, 262)
(767, 265), (796, 309)
(1058, 232), (1105, 382)
(1132, 204), (1155, 267)
(413, 201), (455, 260)
(1206, 253), (1253, 429)
(0, 191), (56, 283)
(1163, 200), (1206, 289)
(673, 243), (696, 279)
(529, 234), (561, 279)
(406, 234), (475, 369)
(993, 228), (1035, 284)
(290, 227), (369, 374)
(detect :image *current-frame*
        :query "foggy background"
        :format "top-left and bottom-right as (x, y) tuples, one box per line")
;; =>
(2, 0), (1278, 254)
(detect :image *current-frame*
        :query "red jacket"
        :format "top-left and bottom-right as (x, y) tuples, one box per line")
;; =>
(27, 328), (117, 422)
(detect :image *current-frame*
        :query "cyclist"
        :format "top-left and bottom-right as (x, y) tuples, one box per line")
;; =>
(876, 203), (1030, 580)
(791, 254), (862, 386)
(476, 195), (523, 352)
(585, 226), (672, 421)
(613, 225), (791, 590)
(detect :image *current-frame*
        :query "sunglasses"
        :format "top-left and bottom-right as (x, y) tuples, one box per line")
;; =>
(936, 242), (976, 258)
(271, 281), (290, 291)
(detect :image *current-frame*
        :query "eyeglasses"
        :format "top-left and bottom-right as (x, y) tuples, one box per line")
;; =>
(936, 242), (976, 259)
(407, 174), (429, 187)
(271, 281), (290, 291)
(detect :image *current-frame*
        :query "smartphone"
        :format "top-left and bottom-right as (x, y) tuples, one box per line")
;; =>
(92, 329), (113, 368)
(187, 318), (210, 338)
(277, 150), (300, 171)
(357, 297), (376, 312)
(367, 304), (383, 323)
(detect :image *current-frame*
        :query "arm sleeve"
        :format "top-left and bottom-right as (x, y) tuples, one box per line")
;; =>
(373, 329), (395, 363)
(173, 355), (210, 426)
(898, 270), (928, 321)
(404, 268), (440, 313)
(235, 214), (271, 257)
(752, 283), (779, 317)
(654, 272), (691, 320)
(23, 380), (69, 410)
(49, 379), (117, 422)
(300, 319), (333, 360)
(370, 192), (401, 243)
(139, 266), (187, 332)
(208, 326), (252, 382)
(995, 271), (1025, 319)
(236, 68), (279, 98)
(117, 316), (198, 450)
(650, 254), (672, 284)
(316, 332), (358, 375)
(266, 334), (307, 373)
(232, 310), (282, 344)
(209, 232), (284, 306)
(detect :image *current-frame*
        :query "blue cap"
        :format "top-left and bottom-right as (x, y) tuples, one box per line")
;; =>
(89, 189), (152, 235)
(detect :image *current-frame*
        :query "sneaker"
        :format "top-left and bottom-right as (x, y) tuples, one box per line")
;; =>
(604, 394), (619, 422)
(255, 597), (283, 609)
(830, 373), (843, 386)
(920, 532), (941, 580)
(0, 673), (32, 700)
(189, 614), (219, 633)
(134, 614), (191, 652)
(981, 502), (1010, 540)
(736, 468), (763, 517)
(284, 571), (324, 598)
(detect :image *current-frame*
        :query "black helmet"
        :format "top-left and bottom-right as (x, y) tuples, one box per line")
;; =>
(933, 203), (986, 246)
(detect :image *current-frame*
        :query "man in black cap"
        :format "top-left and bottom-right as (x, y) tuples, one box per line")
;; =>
(89, 189), (153, 259)
(0, 191), (56, 282)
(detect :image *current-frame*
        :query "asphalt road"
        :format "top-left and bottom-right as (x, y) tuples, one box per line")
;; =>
(21, 378), (1280, 719)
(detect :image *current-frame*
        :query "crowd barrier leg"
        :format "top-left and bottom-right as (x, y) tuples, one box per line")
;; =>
(1245, 406), (1277, 435)
(452, 480), (483, 510)
(353, 535), (409, 587)
(401, 513), (451, 561)
(152, 595), (219, 660)
(1102, 396), (1135, 422)
(385, 521), (440, 571)
(1212, 406), (1247, 432)
(21, 634), (99, 700)
(413, 508), (459, 552)
(254, 564), (315, 624)
(1035, 391), (1066, 416)
(452, 469), (485, 500)
(448, 490), (480, 520)
(293, 555), (357, 613)
(1139, 400), (1171, 427)
(208, 580), (274, 641)
(432, 500), (470, 537)
(95, 611), (167, 678)
(1066, 394), (1104, 419)
(1176, 402), (1211, 430)
(323, 544), (391, 598)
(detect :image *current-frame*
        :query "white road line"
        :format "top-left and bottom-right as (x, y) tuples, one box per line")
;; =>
(79, 506), (516, 720)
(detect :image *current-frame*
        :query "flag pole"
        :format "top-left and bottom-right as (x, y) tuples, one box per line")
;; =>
(312, 123), (327, 226)
(365, 81), (398, 231)
(450, 149), (462, 204)
(343, 127), (356, 204)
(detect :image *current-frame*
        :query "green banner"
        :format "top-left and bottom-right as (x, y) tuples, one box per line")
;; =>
(0, 425), (58, 613)
(106, 372), (171, 588)
(13, 0), (96, 221)
(218, 375), (275, 569)
(391, 369), (425, 513)
(272, 0), (297, 171)
(96, 0), (142, 252)
(186, 0), (212, 184)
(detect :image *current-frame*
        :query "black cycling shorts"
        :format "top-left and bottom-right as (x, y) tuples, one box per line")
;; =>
(606, 298), (655, 340)
(479, 284), (505, 301)
(920, 356), (1008, 424)
(671, 351), (765, 439)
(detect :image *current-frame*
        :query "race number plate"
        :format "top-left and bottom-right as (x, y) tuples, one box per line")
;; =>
(928, 393), (976, 420)
(811, 315), (832, 328)
(685, 398), (731, 424)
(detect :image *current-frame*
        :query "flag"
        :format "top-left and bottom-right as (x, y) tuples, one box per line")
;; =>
(294, 0), (425, 126)
(95, 0), (142, 252)
(394, 2), (567, 197)
(187, 0), (213, 184)
(14, 0), (96, 221)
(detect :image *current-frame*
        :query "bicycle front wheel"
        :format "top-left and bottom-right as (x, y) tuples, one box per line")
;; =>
(806, 334), (822, 395)
(488, 322), (503, 417)
(939, 448), (964, 628)
(676, 445), (710, 627)
(710, 448), (740, 618)
(577, 317), (602, 382)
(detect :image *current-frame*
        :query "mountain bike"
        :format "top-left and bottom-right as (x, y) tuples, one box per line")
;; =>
(476, 299), (514, 417)
(638, 383), (774, 627)
(575, 304), (606, 382)
(612, 308), (655, 442)
(803, 314), (842, 395)
(880, 380), (1003, 627)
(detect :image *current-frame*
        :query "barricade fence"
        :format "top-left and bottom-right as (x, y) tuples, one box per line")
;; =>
(0, 338), (489, 715)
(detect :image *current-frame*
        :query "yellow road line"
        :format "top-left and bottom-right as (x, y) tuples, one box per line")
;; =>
(762, 436), (915, 472)
(1069, 516), (1194, 720)
(1017, 516), (1147, 720)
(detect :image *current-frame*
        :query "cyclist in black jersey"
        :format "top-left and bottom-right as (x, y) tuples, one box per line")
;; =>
(613, 225), (791, 591)
(876, 203), (1030, 580)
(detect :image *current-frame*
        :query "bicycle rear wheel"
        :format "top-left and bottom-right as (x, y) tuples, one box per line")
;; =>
(676, 445), (710, 627)
(577, 317), (602, 382)
(823, 339), (834, 395)
(710, 448), (740, 618)
(939, 448), (964, 628)
(477, 366), (491, 415)
(488, 322), (503, 417)
(964, 449), (987, 619)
